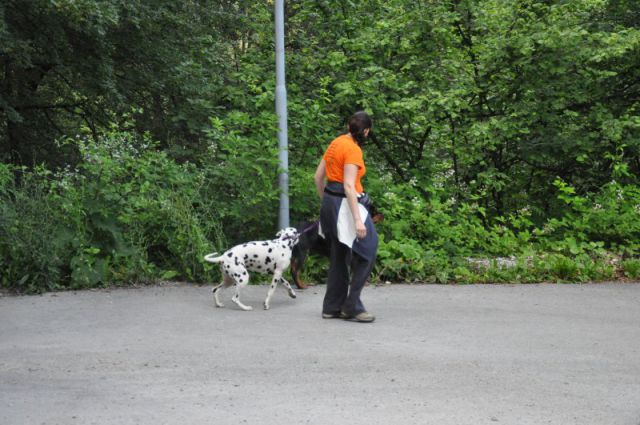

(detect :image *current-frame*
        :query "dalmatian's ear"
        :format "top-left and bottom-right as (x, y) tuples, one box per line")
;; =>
(276, 229), (284, 238)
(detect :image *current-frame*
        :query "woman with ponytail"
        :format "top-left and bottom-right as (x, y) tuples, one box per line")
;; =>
(313, 111), (378, 323)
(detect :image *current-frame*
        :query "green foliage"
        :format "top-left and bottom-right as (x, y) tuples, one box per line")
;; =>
(529, 254), (616, 283)
(2, 0), (640, 291)
(0, 131), (225, 293)
(536, 179), (640, 255)
(622, 259), (640, 279)
(0, 165), (69, 292)
(201, 111), (281, 242)
(369, 174), (637, 284)
(1, 0), (235, 165)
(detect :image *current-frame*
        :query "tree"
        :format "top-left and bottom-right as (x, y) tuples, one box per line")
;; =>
(0, 0), (239, 166)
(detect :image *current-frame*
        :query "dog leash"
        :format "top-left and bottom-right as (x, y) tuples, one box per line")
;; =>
(300, 221), (319, 235)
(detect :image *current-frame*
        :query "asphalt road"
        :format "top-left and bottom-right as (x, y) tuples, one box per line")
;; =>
(1, 282), (640, 425)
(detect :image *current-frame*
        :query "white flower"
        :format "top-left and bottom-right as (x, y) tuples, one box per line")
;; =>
(518, 206), (530, 215)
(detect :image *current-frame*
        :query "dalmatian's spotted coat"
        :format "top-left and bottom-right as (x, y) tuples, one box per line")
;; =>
(204, 227), (299, 311)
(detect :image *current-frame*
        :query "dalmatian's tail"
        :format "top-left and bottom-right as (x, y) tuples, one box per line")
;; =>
(204, 253), (224, 263)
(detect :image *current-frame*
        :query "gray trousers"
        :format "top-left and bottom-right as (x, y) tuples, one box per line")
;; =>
(322, 236), (376, 316)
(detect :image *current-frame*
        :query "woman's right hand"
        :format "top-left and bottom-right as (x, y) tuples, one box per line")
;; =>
(355, 219), (367, 240)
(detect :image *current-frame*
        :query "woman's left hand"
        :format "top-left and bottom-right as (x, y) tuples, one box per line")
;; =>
(355, 219), (367, 240)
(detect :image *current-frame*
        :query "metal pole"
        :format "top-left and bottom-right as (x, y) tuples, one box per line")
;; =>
(275, 0), (289, 229)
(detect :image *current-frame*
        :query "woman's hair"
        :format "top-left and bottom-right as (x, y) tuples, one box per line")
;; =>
(347, 111), (372, 146)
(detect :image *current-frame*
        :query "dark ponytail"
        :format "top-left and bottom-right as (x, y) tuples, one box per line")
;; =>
(348, 111), (373, 146)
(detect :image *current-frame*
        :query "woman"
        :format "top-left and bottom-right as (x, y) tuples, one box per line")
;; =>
(314, 111), (378, 323)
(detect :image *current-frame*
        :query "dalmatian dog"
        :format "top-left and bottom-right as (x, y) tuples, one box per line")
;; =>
(204, 227), (299, 311)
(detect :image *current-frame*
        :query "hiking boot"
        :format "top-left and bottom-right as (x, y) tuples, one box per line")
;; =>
(349, 311), (375, 323)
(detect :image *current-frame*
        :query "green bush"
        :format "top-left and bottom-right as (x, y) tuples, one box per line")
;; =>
(367, 176), (638, 284)
(201, 112), (281, 243)
(0, 165), (70, 292)
(0, 131), (226, 293)
(536, 180), (640, 256)
(622, 259), (640, 279)
(3, 129), (639, 293)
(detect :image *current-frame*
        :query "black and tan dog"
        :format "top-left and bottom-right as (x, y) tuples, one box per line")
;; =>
(290, 205), (384, 289)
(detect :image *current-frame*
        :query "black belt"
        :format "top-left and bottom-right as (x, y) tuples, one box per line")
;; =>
(324, 186), (368, 206)
(324, 187), (346, 198)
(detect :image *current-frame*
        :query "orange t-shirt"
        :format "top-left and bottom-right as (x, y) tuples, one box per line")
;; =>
(322, 134), (366, 193)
